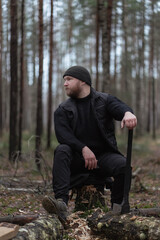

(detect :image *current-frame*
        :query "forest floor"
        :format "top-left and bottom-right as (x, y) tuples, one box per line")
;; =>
(0, 133), (160, 239)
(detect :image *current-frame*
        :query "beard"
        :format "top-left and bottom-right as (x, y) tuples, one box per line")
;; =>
(65, 85), (81, 98)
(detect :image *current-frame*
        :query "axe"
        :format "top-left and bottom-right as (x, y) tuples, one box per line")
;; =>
(113, 129), (133, 214)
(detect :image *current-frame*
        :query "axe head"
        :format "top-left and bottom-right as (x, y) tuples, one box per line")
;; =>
(112, 203), (130, 214)
(112, 203), (122, 214)
(112, 202), (130, 214)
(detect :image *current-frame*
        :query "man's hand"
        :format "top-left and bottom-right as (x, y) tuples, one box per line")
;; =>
(121, 111), (137, 129)
(82, 146), (97, 170)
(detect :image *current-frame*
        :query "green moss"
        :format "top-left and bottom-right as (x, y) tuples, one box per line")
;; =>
(4, 207), (18, 214)
(62, 233), (74, 240)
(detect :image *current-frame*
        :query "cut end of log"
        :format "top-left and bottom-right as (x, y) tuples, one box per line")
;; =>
(0, 222), (19, 240)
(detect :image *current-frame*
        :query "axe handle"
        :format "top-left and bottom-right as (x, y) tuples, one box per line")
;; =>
(121, 129), (133, 213)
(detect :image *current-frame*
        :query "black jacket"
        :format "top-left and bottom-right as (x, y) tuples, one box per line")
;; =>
(54, 88), (133, 153)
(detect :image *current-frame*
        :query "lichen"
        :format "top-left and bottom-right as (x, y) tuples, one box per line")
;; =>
(105, 223), (109, 228)
(139, 232), (146, 240)
(97, 222), (103, 229)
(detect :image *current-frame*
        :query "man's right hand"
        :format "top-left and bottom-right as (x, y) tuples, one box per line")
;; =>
(82, 146), (97, 170)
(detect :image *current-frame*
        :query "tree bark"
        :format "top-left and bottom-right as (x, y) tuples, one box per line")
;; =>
(121, 0), (129, 91)
(88, 208), (160, 240)
(35, 0), (43, 170)
(95, 0), (99, 91)
(99, 0), (113, 93)
(135, 0), (145, 137)
(47, 0), (53, 149)
(9, 0), (18, 161)
(150, 1), (156, 139)
(18, 0), (25, 153)
(0, 0), (2, 136)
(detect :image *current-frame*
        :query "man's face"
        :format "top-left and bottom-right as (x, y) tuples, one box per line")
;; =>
(63, 76), (82, 98)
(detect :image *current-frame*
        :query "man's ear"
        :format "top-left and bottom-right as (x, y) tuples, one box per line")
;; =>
(81, 81), (87, 85)
(80, 80), (86, 86)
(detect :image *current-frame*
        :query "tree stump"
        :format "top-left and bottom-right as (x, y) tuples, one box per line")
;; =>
(74, 185), (106, 211)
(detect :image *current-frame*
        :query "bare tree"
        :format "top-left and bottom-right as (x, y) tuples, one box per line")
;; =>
(95, 0), (100, 91)
(135, 0), (146, 136)
(35, 0), (43, 170)
(0, 0), (2, 136)
(121, 0), (129, 91)
(99, 0), (113, 92)
(150, 0), (156, 139)
(18, 0), (25, 153)
(9, 0), (18, 160)
(47, 0), (53, 149)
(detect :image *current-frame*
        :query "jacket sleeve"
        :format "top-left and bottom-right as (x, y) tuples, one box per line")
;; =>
(106, 95), (133, 121)
(54, 107), (85, 153)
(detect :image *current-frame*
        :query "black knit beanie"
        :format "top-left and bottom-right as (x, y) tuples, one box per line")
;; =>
(63, 66), (92, 86)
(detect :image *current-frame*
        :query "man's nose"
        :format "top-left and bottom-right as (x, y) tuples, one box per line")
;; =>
(64, 80), (68, 86)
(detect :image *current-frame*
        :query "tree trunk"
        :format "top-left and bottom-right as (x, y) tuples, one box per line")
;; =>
(135, 0), (145, 137)
(35, 0), (43, 170)
(47, 0), (53, 149)
(9, 0), (18, 161)
(68, 0), (73, 48)
(88, 208), (160, 240)
(18, 0), (25, 153)
(150, 1), (156, 139)
(147, 1), (156, 138)
(31, 1), (37, 130)
(0, 0), (2, 136)
(95, 0), (99, 91)
(99, 0), (113, 93)
(112, 1), (118, 94)
(121, 0), (129, 91)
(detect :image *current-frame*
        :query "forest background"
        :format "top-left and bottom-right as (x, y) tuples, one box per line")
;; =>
(0, 0), (160, 168)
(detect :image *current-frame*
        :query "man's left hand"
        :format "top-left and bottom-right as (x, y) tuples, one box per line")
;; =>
(121, 111), (137, 129)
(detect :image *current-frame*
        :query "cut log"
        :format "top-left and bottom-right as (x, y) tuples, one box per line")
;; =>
(12, 215), (63, 240)
(0, 222), (19, 240)
(87, 208), (160, 240)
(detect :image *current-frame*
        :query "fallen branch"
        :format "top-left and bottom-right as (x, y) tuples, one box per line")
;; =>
(0, 214), (39, 226)
(132, 207), (160, 218)
(4, 187), (35, 192)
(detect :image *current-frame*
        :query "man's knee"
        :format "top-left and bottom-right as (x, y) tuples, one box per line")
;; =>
(55, 144), (72, 155)
(112, 155), (126, 176)
(53, 144), (72, 172)
(115, 160), (132, 176)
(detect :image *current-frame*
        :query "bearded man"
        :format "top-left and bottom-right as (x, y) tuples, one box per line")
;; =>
(42, 66), (137, 223)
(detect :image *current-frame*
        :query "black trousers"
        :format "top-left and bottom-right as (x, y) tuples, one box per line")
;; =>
(52, 144), (127, 205)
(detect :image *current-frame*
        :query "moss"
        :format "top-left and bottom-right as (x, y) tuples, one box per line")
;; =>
(4, 207), (18, 214)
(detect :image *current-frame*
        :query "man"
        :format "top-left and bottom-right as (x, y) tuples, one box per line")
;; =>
(42, 66), (137, 222)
